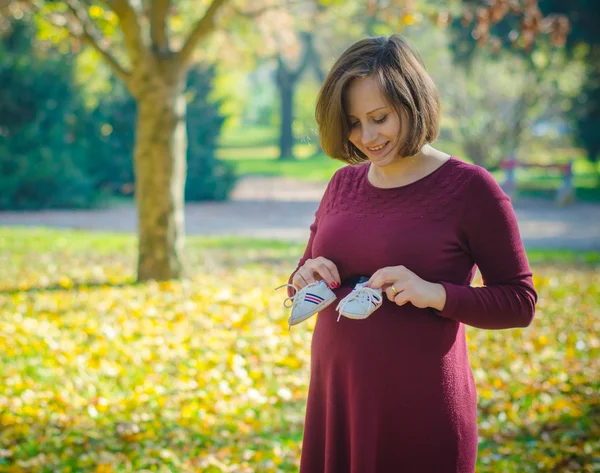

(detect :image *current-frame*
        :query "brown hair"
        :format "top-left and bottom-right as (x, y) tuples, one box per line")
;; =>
(315, 35), (440, 164)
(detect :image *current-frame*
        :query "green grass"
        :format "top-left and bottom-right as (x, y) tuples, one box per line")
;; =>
(526, 249), (600, 265)
(218, 125), (279, 148)
(217, 143), (319, 162)
(219, 151), (345, 182)
(1, 228), (597, 284)
(494, 158), (600, 202)
(0, 227), (302, 255)
(0, 228), (598, 473)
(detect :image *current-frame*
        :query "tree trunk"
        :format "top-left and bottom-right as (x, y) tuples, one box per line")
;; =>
(310, 38), (326, 157)
(134, 84), (186, 281)
(275, 36), (313, 161)
(278, 74), (295, 161)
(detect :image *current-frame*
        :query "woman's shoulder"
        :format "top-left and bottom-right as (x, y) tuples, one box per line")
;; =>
(444, 158), (509, 214)
(328, 162), (368, 186)
(445, 157), (501, 192)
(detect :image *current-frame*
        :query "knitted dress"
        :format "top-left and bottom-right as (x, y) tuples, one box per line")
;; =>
(289, 157), (537, 473)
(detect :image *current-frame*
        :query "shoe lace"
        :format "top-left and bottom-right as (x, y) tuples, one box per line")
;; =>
(336, 286), (381, 322)
(274, 281), (322, 311)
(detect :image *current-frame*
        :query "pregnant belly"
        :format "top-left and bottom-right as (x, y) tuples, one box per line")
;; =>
(311, 300), (477, 424)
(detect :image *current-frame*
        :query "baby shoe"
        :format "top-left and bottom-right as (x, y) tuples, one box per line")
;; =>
(336, 281), (383, 321)
(276, 280), (337, 329)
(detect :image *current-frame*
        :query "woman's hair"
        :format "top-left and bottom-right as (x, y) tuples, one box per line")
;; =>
(315, 35), (440, 164)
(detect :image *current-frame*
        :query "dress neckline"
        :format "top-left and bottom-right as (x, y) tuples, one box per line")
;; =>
(363, 156), (456, 192)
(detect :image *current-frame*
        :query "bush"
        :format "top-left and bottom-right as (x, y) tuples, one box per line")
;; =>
(0, 22), (97, 210)
(0, 21), (236, 211)
(185, 66), (237, 201)
(82, 78), (137, 197)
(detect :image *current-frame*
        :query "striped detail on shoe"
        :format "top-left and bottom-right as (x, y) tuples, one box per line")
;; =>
(304, 293), (325, 305)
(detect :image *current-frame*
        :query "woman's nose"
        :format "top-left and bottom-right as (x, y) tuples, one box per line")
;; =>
(361, 125), (377, 145)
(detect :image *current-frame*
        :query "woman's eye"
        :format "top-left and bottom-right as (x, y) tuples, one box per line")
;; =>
(350, 121), (360, 128)
(374, 115), (388, 124)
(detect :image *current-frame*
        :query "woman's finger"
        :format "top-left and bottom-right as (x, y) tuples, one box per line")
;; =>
(297, 268), (317, 285)
(394, 293), (410, 306)
(368, 270), (397, 289)
(306, 258), (340, 288)
(368, 266), (408, 289)
(321, 259), (341, 285)
(292, 271), (308, 289)
(291, 275), (303, 290)
(385, 284), (402, 302)
(311, 263), (339, 288)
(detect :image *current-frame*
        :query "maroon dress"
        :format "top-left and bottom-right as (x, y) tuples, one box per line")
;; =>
(289, 157), (537, 473)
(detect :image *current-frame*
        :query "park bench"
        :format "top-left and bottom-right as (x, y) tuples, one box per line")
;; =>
(500, 156), (575, 206)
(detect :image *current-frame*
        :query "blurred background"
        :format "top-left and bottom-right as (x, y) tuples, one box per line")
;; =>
(0, 1), (598, 472)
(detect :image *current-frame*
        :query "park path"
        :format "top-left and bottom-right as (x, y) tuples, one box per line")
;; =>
(1, 176), (599, 250)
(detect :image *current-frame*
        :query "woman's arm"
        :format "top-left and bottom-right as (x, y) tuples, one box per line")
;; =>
(434, 167), (538, 330)
(286, 168), (342, 296)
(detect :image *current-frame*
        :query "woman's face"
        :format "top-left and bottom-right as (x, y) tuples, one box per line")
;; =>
(346, 76), (407, 166)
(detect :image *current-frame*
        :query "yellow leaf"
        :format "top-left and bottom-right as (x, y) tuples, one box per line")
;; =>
(58, 276), (74, 289)
(89, 5), (104, 19)
(402, 14), (416, 25)
(94, 463), (113, 473)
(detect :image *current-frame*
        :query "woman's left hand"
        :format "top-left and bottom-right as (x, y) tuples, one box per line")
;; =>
(366, 266), (446, 311)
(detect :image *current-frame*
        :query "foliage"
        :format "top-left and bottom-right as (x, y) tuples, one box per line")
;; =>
(447, 49), (583, 168)
(574, 72), (600, 170)
(454, 0), (600, 174)
(82, 77), (136, 197)
(0, 21), (97, 210)
(0, 228), (598, 472)
(185, 66), (236, 202)
(444, 20), (585, 168)
(538, 0), (600, 171)
(0, 19), (232, 208)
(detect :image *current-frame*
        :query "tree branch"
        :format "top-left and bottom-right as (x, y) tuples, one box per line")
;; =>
(292, 31), (315, 82)
(151, 0), (170, 53)
(59, 1), (130, 82)
(277, 31), (313, 85)
(110, 0), (148, 67)
(230, 4), (272, 19)
(177, 0), (229, 68)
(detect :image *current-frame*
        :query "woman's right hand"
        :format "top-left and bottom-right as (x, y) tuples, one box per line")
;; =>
(292, 257), (341, 290)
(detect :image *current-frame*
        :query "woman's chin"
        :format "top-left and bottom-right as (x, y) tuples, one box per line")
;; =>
(368, 152), (396, 167)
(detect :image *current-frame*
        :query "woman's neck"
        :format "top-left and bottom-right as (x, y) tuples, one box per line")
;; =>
(367, 145), (450, 188)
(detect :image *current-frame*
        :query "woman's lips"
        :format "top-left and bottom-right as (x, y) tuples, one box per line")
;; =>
(365, 141), (390, 157)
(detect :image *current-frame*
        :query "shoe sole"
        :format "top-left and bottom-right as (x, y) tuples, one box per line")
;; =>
(338, 311), (372, 320)
(338, 302), (383, 320)
(288, 294), (337, 326)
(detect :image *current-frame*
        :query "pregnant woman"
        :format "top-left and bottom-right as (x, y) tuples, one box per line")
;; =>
(280, 34), (538, 473)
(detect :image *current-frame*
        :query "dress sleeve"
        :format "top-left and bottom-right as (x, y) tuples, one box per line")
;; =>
(435, 167), (538, 330)
(286, 169), (341, 296)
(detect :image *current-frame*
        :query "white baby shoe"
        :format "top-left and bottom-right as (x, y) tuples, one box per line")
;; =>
(336, 281), (383, 321)
(276, 280), (337, 329)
